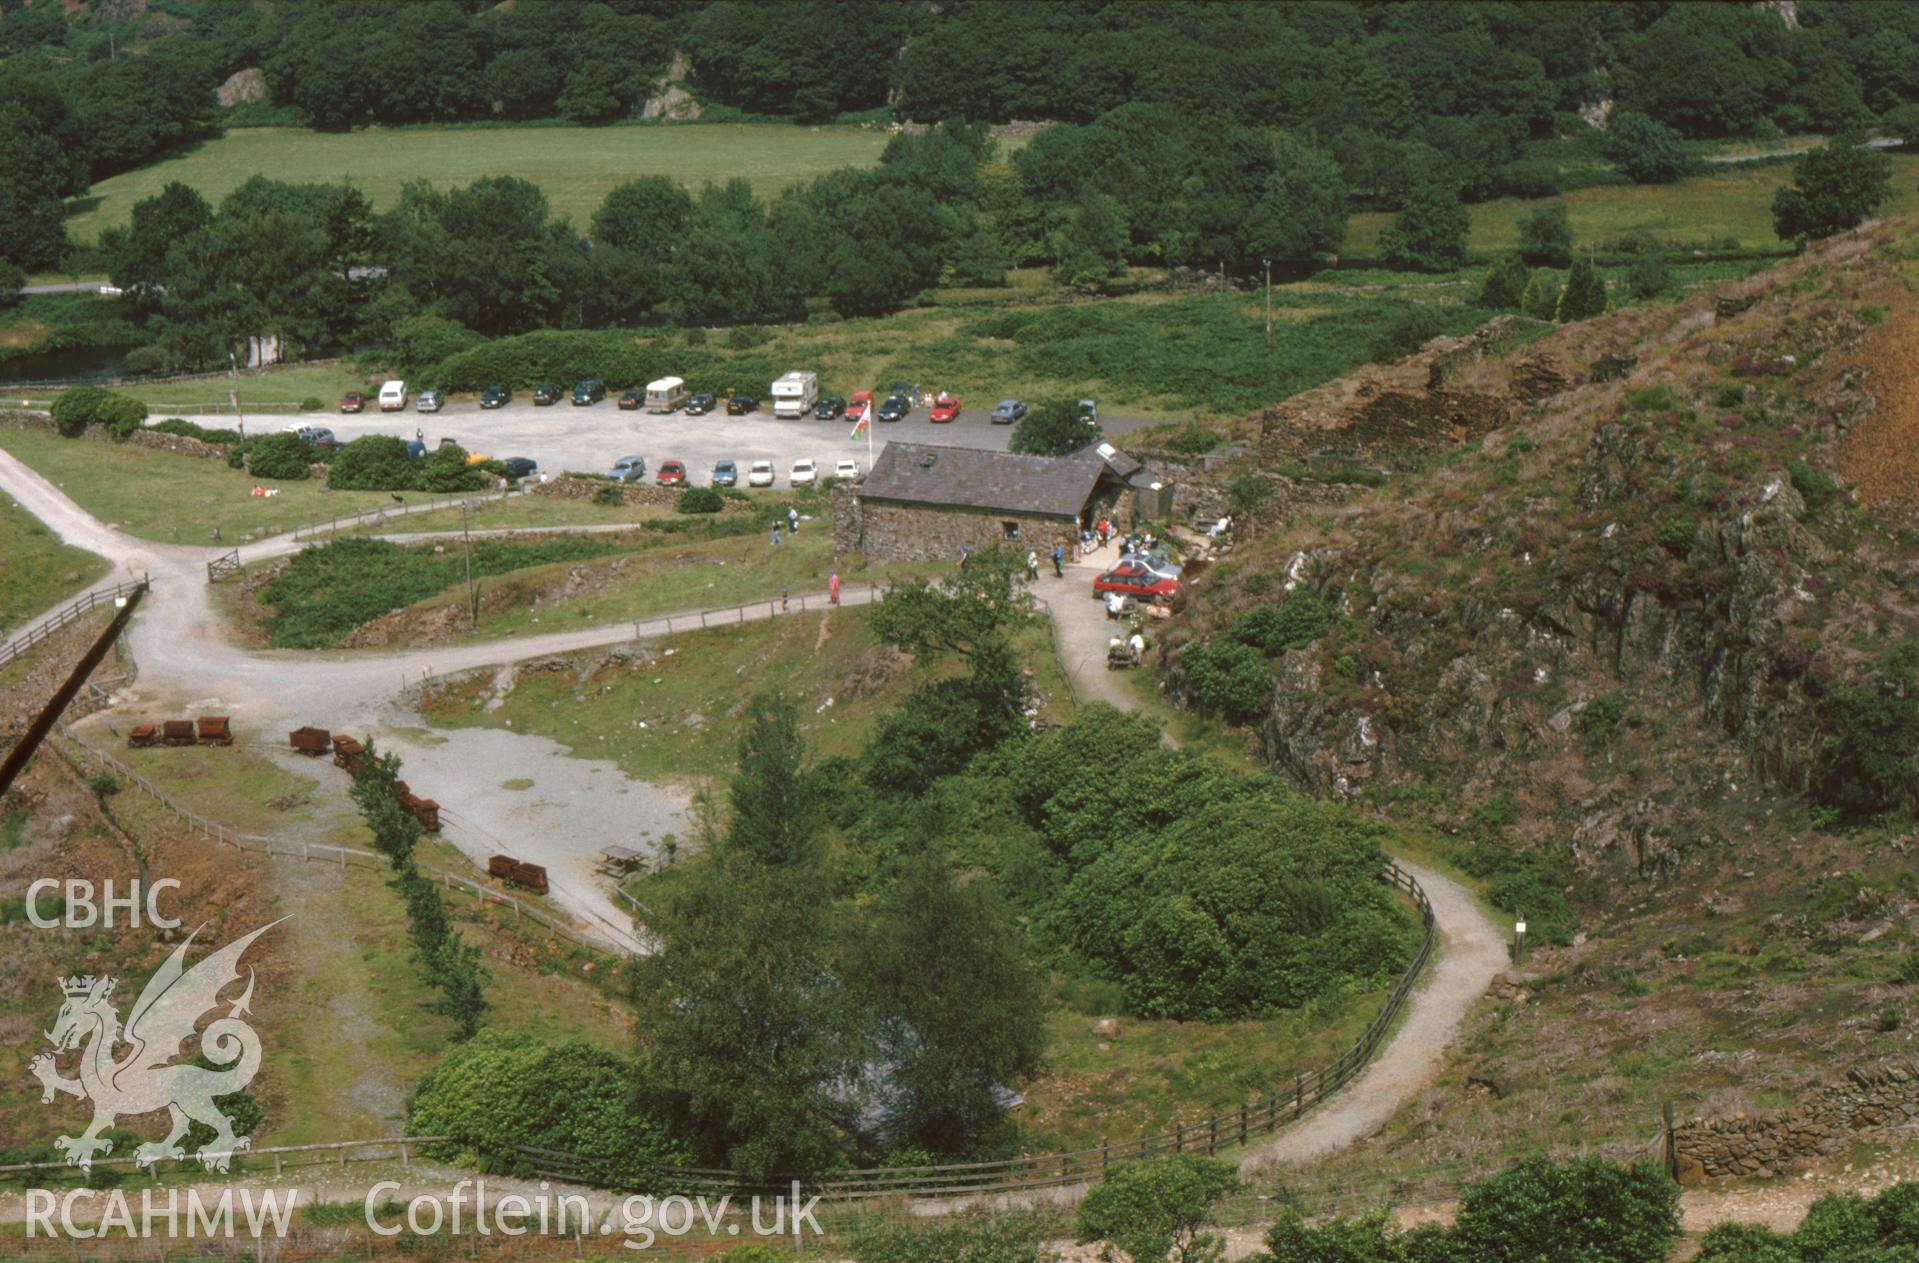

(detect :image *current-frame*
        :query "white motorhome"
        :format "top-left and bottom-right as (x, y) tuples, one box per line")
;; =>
(645, 376), (689, 413)
(378, 380), (407, 411)
(771, 371), (818, 419)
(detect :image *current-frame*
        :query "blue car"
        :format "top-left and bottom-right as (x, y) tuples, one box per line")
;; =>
(712, 459), (738, 487)
(609, 455), (647, 483)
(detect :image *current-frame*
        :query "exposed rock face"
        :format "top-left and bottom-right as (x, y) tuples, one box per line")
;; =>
(640, 51), (702, 121)
(217, 68), (266, 107)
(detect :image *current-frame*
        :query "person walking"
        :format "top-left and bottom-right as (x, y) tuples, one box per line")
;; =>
(787, 505), (799, 534)
(959, 544), (971, 573)
(771, 524), (782, 546)
(1026, 549), (1040, 580)
(1051, 544), (1064, 577)
(828, 570), (840, 605)
(780, 586), (790, 611)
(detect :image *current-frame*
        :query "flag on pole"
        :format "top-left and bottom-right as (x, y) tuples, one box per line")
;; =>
(849, 415), (868, 441)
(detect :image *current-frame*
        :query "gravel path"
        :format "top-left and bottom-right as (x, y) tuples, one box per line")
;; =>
(1040, 538), (1511, 1176)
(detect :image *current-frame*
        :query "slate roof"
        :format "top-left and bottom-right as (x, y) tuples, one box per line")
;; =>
(860, 443), (1137, 519)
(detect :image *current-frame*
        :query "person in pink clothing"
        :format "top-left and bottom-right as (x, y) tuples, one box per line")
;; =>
(828, 570), (840, 605)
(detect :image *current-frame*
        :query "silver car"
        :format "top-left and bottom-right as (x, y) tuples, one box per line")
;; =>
(991, 399), (1027, 425)
(416, 390), (444, 413)
(609, 455), (648, 483)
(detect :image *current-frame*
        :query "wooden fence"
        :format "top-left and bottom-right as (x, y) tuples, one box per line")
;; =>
(0, 1135), (445, 1182)
(289, 487), (525, 540)
(0, 577), (151, 668)
(524, 863), (1438, 1203)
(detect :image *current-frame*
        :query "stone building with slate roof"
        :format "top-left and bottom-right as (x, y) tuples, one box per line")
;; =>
(834, 442), (1141, 563)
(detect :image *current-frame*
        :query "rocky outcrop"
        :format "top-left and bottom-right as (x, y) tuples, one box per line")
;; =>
(640, 52), (702, 122)
(217, 68), (266, 107)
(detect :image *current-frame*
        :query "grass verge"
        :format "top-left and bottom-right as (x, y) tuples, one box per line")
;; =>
(0, 493), (109, 632)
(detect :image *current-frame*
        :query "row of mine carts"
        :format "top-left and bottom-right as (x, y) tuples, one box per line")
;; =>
(288, 726), (440, 832)
(128, 716), (232, 747)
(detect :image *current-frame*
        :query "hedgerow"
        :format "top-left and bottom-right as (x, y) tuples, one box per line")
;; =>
(49, 388), (147, 439)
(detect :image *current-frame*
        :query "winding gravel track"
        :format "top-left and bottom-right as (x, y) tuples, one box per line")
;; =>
(5, 444), (1507, 1162)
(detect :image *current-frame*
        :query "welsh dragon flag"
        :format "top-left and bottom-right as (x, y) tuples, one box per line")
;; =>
(849, 415), (868, 441)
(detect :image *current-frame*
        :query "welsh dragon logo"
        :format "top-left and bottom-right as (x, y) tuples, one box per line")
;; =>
(30, 920), (282, 1174)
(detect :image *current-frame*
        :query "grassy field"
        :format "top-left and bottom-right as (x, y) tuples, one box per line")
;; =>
(65, 124), (894, 244)
(136, 363), (374, 411)
(0, 426), (407, 542)
(0, 493), (108, 632)
(1345, 153), (1919, 255)
(422, 605), (1074, 783)
(345, 492), (678, 536)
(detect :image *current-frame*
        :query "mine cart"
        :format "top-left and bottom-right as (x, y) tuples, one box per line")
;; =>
(128, 724), (157, 748)
(195, 716), (233, 746)
(161, 720), (196, 747)
(289, 727), (331, 756)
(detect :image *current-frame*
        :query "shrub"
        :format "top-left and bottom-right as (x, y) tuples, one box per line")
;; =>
(1517, 201), (1573, 268)
(1625, 254), (1675, 300)
(592, 483), (625, 507)
(415, 442), (487, 493)
(86, 773), (119, 801)
(393, 313), (483, 371)
(49, 387), (147, 438)
(1009, 398), (1101, 456)
(1076, 1156), (1239, 1263)
(1495, 157), (1560, 199)
(407, 1030), (686, 1182)
(1655, 516), (1694, 552)
(677, 486), (724, 514)
(851, 1213), (1053, 1263)
(1520, 270), (1561, 320)
(299, 396), (325, 412)
(1165, 425), (1220, 455)
(1788, 459), (1837, 515)
(1603, 112), (1691, 184)
(244, 432), (314, 480)
(1368, 304), (1451, 363)
(1379, 185), (1470, 272)
(1479, 254), (1530, 309)
(122, 345), (167, 375)
(1228, 475), (1271, 513)
(1576, 692), (1632, 745)
(1452, 1157), (1679, 1263)
(151, 418), (242, 445)
(328, 435), (419, 491)
(0, 260), (23, 309)
(1231, 592), (1332, 656)
(1556, 258), (1607, 322)
(1180, 639), (1273, 724)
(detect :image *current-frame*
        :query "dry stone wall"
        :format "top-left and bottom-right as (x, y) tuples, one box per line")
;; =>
(833, 491), (1078, 564)
(1672, 1063), (1919, 1181)
(1, 410), (231, 460)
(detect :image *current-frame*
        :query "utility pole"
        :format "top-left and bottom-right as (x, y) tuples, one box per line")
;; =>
(1263, 258), (1273, 346)
(461, 501), (478, 629)
(228, 351), (246, 446)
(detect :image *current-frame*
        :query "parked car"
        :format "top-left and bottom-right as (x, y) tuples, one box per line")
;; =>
(813, 395), (846, 420)
(685, 392), (717, 416)
(285, 424), (338, 451)
(533, 384), (562, 406)
(790, 458), (818, 487)
(726, 394), (759, 416)
(1093, 559), (1182, 600)
(657, 460), (687, 486)
(608, 455), (647, 483)
(712, 459), (738, 487)
(846, 390), (873, 423)
(480, 384), (511, 409)
(618, 389), (643, 411)
(929, 394), (962, 423)
(1078, 398), (1099, 426)
(416, 389), (444, 413)
(572, 378), (606, 406)
(747, 459), (775, 487)
(991, 399), (1027, 425)
(833, 459), (862, 483)
(378, 380), (407, 411)
(340, 391), (364, 413)
(877, 394), (910, 423)
(501, 456), (538, 478)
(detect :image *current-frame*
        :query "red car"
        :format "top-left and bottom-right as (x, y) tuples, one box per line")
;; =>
(1093, 560), (1182, 600)
(618, 390), (642, 411)
(656, 460), (687, 486)
(846, 390), (873, 424)
(340, 391), (364, 414)
(929, 395), (962, 423)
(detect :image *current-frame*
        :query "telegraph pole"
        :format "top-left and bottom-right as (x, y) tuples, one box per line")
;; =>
(461, 501), (478, 628)
(1263, 258), (1273, 346)
(228, 351), (247, 446)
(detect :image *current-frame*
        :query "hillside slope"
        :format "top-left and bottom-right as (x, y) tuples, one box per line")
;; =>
(1177, 221), (1919, 894)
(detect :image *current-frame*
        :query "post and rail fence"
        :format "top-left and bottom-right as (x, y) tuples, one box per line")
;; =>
(0, 577), (151, 668)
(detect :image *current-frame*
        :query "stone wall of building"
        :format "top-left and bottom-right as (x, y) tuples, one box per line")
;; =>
(833, 492), (1078, 564)
(1671, 1063), (1919, 1182)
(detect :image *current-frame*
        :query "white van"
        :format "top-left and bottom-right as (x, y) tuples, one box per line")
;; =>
(378, 380), (407, 411)
(645, 376), (689, 413)
(771, 371), (818, 419)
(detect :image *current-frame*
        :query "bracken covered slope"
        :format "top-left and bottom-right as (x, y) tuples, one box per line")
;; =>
(1174, 220), (1919, 893)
